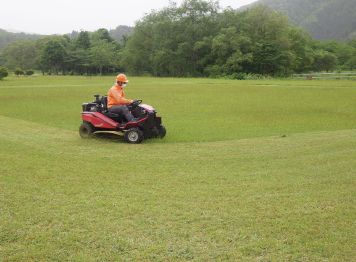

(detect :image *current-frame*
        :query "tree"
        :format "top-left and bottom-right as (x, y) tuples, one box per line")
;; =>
(0, 66), (8, 80)
(246, 4), (297, 75)
(347, 39), (356, 48)
(346, 56), (356, 70)
(120, 19), (155, 75)
(208, 27), (253, 76)
(40, 39), (67, 75)
(287, 26), (314, 73)
(90, 39), (118, 75)
(35, 36), (70, 74)
(0, 53), (6, 66)
(65, 49), (91, 75)
(121, 0), (220, 77)
(75, 31), (91, 49)
(311, 49), (339, 72)
(320, 40), (355, 66)
(92, 28), (115, 43)
(173, 0), (220, 76)
(2, 40), (37, 69)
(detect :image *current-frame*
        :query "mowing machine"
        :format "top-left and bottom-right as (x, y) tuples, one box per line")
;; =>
(79, 94), (166, 144)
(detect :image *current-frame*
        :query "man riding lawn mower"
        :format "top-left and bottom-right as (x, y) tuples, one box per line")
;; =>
(79, 74), (166, 144)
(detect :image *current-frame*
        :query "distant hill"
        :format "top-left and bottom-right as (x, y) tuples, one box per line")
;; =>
(0, 26), (134, 52)
(238, 0), (356, 42)
(0, 29), (44, 51)
(109, 25), (135, 43)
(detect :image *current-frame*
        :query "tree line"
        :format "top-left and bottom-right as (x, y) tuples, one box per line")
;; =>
(0, 28), (123, 76)
(1, 0), (356, 79)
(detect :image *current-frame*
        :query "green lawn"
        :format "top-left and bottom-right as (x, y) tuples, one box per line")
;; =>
(0, 75), (355, 261)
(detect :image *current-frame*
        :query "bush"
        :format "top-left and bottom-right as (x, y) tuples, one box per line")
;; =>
(246, 73), (263, 80)
(14, 67), (24, 75)
(205, 65), (222, 78)
(225, 72), (247, 80)
(26, 69), (35, 76)
(0, 67), (9, 80)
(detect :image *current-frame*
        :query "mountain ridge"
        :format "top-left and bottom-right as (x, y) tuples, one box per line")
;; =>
(238, 0), (356, 42)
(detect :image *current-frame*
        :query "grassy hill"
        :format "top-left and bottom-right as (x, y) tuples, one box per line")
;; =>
(238, 0), (356, 42)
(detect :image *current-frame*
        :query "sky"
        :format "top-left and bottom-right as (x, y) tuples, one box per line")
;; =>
(1, 0), (256, 35)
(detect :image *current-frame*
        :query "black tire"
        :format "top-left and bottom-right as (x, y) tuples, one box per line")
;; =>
(157, 124), (166, 138)
(79, 122), (95, 139)
(125, 128), (144, 144)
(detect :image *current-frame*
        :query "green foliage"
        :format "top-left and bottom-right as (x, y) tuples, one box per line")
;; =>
(1, 40), (37, 70)
(224, 72), (247, 80)
(0, 66), (8, 80)
(311, 49), (339, 72)
(90, 39), (118, 75)
(74, 30), (91, 49)
(121, 0), (221, 77)
(65, 49), (91, 75)
(121, 1), (356, 77)
(14, 67), (24, 75)
(25, 69), (34, 75)
(40, 39), (67, 75)
(347, 39), (356, 48)
(92, 28), (116, 43)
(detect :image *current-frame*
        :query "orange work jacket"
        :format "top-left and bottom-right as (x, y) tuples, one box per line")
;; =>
(107, 84), (133, 108)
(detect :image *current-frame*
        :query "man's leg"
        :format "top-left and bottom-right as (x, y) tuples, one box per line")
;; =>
(108, 105), (134, 122)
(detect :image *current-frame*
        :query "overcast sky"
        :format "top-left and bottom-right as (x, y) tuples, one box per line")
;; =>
(1, 0), (256, 35)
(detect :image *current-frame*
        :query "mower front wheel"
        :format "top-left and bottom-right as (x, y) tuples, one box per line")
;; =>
(157, 124), (166, 138)
(79, 122), (95, 139)
(125, 128), (144, 144)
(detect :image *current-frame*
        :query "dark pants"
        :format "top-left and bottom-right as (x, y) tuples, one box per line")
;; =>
(108, 105), (134, 122)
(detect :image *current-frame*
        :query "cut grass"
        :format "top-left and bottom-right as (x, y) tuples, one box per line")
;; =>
(1, 75), (355, 142)
(1, 75), (356, 261)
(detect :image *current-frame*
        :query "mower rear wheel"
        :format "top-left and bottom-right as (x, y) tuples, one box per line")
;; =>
(125, 128), (144, 144)
(79, 122), (95, 139)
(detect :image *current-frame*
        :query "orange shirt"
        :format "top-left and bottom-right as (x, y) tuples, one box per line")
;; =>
(107, 84), (133, 108)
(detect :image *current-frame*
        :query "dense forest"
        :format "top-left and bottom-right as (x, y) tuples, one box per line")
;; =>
(239, 0), (356, 42)
(1, 0), (356, 78)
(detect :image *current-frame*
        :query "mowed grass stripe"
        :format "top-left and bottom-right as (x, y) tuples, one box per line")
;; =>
(2, 76), (356, 142)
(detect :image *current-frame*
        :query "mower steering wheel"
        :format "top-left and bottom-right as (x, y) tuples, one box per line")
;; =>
(127, 100), (142, 111)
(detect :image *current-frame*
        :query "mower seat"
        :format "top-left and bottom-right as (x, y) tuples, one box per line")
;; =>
(100, 95), (109, 111)
(100, 96), (126, 122)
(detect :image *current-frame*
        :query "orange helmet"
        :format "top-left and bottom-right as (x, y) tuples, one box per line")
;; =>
(116, 74), (129, 83)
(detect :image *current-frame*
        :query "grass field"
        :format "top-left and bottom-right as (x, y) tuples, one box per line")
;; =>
(0, 75), (355, 261)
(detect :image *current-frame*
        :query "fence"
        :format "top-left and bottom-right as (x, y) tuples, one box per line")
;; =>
(293, 73), (356, 79)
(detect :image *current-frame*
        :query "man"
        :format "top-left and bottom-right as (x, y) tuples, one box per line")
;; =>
(107, 74), (137, 122)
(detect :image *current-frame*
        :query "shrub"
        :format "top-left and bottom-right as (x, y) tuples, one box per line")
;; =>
(246, 73), (263, 80)
(14, 67), (24, 75)
(0, 67), (9, 80)
(225, 72), (247, 80)
(26, 69), (35, 76)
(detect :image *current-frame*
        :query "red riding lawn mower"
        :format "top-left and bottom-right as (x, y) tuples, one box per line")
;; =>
(79, 94), (166, 144)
